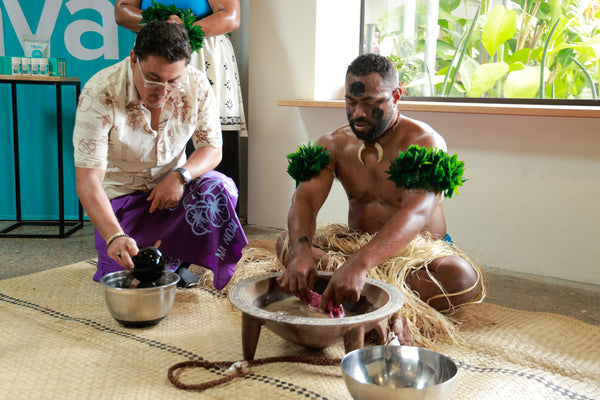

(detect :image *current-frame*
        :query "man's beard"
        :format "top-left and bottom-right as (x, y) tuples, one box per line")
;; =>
(349, 118), (387, 142)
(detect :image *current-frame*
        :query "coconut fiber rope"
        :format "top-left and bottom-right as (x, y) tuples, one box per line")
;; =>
(168, 356), (342, 391)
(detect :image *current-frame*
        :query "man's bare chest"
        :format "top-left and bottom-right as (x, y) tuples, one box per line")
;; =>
(338, 167), (402, 205)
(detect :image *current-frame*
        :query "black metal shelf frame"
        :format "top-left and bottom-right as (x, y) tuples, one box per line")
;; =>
(0, 75), (84, 238)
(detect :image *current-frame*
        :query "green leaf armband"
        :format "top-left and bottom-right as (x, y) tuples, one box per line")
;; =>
(141, 1), (205, 52)
(386, 145), (466, 198)
(286, 141), (331, 187)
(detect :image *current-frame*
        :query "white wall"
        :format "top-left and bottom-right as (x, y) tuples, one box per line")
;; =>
(423, 111), (600, 285)
(247, 0), (358, 229)
(246, 0), (600, 286)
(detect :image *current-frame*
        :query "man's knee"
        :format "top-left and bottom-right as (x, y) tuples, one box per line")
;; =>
(189, 170), (239, 204)
(431, 255), (479, 293)
(407, 255), (480, 311)
(197, 170), (237, 191)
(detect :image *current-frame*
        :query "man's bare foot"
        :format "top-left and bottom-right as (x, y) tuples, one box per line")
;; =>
(388, 313), (412, 346)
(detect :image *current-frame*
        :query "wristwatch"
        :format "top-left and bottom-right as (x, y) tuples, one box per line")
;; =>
(175, 167), (192, 185)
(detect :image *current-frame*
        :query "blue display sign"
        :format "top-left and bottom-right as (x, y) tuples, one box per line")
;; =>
(0, 0), (135, 219)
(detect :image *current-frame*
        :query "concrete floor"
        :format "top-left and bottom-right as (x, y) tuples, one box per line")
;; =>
(1, 221), (599, 326)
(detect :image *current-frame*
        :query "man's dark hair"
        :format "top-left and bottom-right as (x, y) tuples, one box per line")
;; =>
(133, 20), (191, 64)
(347, 53), (397, 86)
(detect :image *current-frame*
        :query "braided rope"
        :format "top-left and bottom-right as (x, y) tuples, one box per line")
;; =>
(168, 356), (342, 391)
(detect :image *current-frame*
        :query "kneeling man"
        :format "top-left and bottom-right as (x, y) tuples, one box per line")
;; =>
(276, 53), (486, 345)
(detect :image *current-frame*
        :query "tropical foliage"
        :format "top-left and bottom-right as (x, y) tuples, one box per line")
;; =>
(364, 0), (600, 100)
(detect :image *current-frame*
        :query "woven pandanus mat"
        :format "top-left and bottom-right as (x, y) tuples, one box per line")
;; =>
(0, 260), (599, 400)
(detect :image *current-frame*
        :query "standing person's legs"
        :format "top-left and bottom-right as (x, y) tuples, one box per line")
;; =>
(186, 132), (243, 220)
(191, 35), (248, 222)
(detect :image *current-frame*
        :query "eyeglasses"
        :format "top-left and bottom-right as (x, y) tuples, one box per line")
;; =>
(136, 58), (183, 92)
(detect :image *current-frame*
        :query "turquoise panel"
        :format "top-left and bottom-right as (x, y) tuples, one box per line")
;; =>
(0, 0), (136, 219)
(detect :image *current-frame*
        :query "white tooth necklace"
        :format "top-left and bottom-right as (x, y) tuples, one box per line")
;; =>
(357, 111), (400, 166)
(358, 142), (383, 166)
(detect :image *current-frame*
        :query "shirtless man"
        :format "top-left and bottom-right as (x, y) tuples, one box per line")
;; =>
(276, 54), (481, 318)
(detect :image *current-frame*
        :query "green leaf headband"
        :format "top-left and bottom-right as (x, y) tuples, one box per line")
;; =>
(140, 1), (205, 52)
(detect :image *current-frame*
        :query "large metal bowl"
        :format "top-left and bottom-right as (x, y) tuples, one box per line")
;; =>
(342, 345), (458, 400)
(229, 272), (404, 359)
(99, 270), (179, 327)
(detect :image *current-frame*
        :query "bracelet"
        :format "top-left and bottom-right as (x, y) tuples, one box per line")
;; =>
(106, 232), (129, 250)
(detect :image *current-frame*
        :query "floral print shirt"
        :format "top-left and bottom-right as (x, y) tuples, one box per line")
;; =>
(73, 58), (222, 199)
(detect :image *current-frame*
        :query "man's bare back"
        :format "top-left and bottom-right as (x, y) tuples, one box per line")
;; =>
(321, 115), (448, 236)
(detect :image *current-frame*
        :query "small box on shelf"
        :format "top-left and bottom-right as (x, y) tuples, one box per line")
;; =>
(0, 56), (23, 75)
(1, 56), (67, 77)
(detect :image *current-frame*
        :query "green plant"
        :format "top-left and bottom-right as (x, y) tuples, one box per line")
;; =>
(368, 0), (600, 100)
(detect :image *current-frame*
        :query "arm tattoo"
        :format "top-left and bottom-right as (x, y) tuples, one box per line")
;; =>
(298, 236), (309, 244)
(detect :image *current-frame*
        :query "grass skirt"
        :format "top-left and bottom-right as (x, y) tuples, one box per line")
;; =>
(310, 224), (487, 348)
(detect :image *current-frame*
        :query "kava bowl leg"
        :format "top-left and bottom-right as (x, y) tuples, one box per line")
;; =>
(343, 325), (365, 354)
(241, 312), (264, 360)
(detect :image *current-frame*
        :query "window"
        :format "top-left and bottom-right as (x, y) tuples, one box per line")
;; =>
(361, 0), (600, 103)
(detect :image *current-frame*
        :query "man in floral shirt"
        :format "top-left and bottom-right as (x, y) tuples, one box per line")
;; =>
(73, 20), (247, 289)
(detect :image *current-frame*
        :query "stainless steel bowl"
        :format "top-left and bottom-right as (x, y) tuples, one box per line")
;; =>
(342, 345), (458, 400)
(99, 270), (179, 327)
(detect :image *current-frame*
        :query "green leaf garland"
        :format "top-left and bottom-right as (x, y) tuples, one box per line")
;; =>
(386, 145), (466, 198)
(141, 1), (205, 52)
(286, 142), (331, 187)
